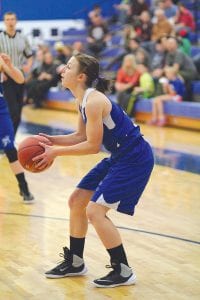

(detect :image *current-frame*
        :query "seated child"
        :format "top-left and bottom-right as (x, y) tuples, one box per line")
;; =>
(148, 66), (185, 126)
(126, 63), (155, 117)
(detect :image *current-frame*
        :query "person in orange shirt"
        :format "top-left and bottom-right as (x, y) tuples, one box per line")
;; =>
(115, 54), (140, 111)
(151, 9), (173, 41)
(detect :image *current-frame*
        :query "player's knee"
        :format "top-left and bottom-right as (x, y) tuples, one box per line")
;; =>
(86, 205), (100, 224)
(5, 148), (18, 163)
(68, 190), (83, 210)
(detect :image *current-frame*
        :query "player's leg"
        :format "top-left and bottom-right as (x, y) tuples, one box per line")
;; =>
(5, 149), (34, 203)
(147, 96), (159, 125)
(2, 79), (24, 136)
(86, 202), (136, 288)
(1, 110), (34, 203)
(155, 94), (171, 126)
(45, 158), (111, 278)
(87, 139), (154, 287)
(45, 188), (93, 278)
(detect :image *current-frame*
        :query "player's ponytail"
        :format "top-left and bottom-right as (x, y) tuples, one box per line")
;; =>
(74, 53), (110, 93)
(94, 76), (110, 93)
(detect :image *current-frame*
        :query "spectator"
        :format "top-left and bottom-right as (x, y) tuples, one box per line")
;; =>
(128, 0), (148, 20)
(87, 4), (103, 25)
(151, 9), (173, 41)
(115, 54), (140, 111)
(159, 0), (178, 24)
(123, 24), (137, 51)
(149, 38), (166, 72)
(126, 63), (155, 117)
(148, 66), (185, 126)
(54, 42), (72, 64)
(113, 0), (130, 25)
(30, 49), (44, 71)
(128, 37), (150, 66)
(176, 31), (191, 56)
(193, 54), (200, 76)
(133, 11), (152, 42)
(26, 52), (59, 108)
(37, 42), (50, 54)
(135, 48), (150, 66)
(165, 37), (197, 82)
(86, 14), (111, 57)
(174, 2), (196, 34)
(149, 37), (168, 96)
(72, 41), (85, 55)
(104, 23), (150, 71)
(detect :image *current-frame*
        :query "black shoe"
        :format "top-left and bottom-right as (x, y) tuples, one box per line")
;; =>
(93, 262), (136, 288)
(19, 184), (35, 204)
(45, 247), (88, 278)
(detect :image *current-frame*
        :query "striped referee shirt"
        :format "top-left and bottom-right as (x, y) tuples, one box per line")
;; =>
(0, 31), (33, 69)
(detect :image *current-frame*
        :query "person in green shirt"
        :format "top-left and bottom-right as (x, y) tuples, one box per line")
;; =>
(127, 64), (154, 117)
(177, 31), (191, 56)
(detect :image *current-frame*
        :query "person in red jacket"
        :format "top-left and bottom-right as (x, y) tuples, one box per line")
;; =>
(175, 2), (196, 34)
(114, 54), (140, 112)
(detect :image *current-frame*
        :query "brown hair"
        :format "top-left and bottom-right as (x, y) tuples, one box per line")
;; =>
(3, 12), (17, 20)
(74, 53), (110, 93)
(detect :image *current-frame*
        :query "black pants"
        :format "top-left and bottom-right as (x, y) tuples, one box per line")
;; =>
(26, 79), (53, 107)
(2, 78), (25, 136)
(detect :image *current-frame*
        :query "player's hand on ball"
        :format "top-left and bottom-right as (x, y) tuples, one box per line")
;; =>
(38, 133), (55, 144)
(32, 142), (56, 170)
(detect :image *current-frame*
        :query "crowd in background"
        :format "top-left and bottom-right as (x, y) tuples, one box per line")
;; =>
(17, 0), (200, 124)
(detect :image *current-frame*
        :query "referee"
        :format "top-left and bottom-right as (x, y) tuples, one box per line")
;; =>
(0, 12), (33, 136)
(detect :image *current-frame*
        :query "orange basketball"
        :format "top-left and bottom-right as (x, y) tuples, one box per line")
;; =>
(18, 135), (53, 173)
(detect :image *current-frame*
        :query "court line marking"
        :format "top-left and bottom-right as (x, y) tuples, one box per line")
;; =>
(0, 211), (199, 246)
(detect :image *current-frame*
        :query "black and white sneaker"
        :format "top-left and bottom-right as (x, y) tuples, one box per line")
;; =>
(19, 184), (35, 204)
(45, 247), (88, 278)
(93, 262), (136, 288)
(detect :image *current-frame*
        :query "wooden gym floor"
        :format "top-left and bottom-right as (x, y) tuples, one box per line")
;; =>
(0, 105), (200, 300)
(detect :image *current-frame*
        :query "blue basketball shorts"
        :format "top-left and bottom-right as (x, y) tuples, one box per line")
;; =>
(0, 109), (15, 150)
(77, 137), (154, 215)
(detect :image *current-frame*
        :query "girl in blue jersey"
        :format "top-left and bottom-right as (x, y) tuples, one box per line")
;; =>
(33, 53), (154, 287)
(0, 53), (34, 203)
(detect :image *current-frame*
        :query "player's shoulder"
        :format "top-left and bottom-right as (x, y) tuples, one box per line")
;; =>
(86, 90), (109, 111)
(87, 89), (108, 103)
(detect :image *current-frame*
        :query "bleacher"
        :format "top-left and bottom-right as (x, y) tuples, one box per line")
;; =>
(44, 87), (200, 130)
(43, 0), (200, 131)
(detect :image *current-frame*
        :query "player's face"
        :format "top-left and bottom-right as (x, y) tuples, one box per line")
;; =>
(61, 56), (81, 89)
(4, 15), (17, 31)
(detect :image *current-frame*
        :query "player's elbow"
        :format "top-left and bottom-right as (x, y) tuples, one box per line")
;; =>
(89, 143), (101, 154)
(90, 146), (100, 154)
(17, 77), (25, 84)
(92, 146), (100, 154)
(14, 74), (25, 84)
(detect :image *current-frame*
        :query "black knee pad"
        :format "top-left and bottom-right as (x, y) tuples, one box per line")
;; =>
(5, 148), (18, 163)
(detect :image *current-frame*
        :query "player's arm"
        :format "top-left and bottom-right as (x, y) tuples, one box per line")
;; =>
(53, 96), (103, 155)
(33, 95), (104, 167)
(0, 53), (24, 84)
(39, 109), (87, 146)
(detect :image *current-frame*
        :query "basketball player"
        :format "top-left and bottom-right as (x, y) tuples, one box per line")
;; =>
(0, 53), (34, 203)
(33, 53), (154, 287)
(0, 12), (33, 136)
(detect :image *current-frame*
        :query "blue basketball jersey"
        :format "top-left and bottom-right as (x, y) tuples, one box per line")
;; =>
(0, 82), (15, 150)
(78, 88), (154, 215)
(79, 88), (142, 156)
(0, 83), (7, 112)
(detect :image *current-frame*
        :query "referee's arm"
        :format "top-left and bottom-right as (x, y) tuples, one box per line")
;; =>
(22, 35), (34, 74)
